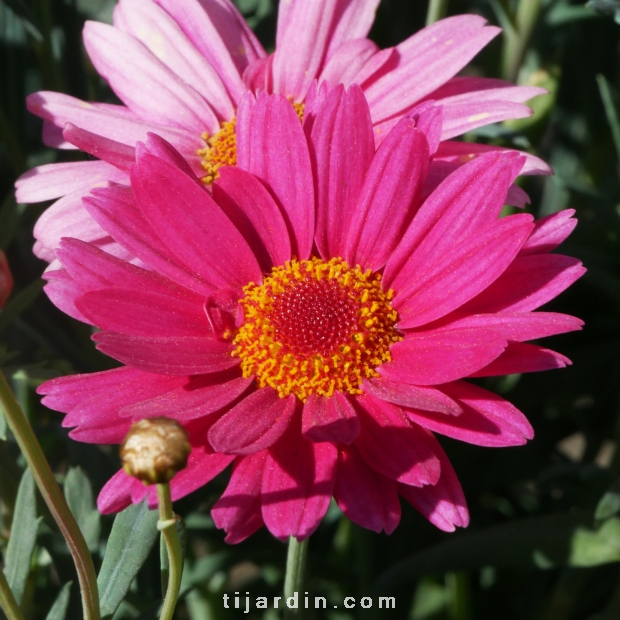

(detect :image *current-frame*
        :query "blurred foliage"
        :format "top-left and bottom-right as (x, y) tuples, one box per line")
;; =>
(1, 0), (620, 619)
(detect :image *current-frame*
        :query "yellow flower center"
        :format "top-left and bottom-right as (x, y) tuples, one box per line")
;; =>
(232, 257), (402, 401)
(198, 103), (305, 186)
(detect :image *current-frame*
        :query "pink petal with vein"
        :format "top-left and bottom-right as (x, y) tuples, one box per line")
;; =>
(98, 470), (135, 514)
(63, 124), (135, 171)
(131, 153), (261, 292)
(471, 342), (571, 377)
(83, 21), (218, 134)
(363, 378), (462, 416)
(520, 209), (578, 255)
(114, 0), (234, 120)
(93, 332), (236, 375)
(213, 166), (291, 272)
(212, 452), (266, 544)
(302, 392), (360, 444)
(320, 39), (379, 87)
(398, 436), (469, 532)
(208, 388), (296, 454)
(335, 443), (401, 534)
(311, 84), (374, 259)
(236, 92), (314, 259)
(15, 161), (127, 203)
(262, 422), (337, 541)
(354, 394), (441, 487)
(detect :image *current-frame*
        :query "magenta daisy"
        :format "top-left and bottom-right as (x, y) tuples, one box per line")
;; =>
(15, 0), (549, 267)
(38, 88), (584, 542)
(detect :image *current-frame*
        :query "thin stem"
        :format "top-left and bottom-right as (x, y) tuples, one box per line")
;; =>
(501, 0), (543, 83)
(283, 536), (309, 620)
(0, 565), (25, 620)
(0, 371), (100, 620)
(157, 483), (183, 620)
(426, 0), (449, 25)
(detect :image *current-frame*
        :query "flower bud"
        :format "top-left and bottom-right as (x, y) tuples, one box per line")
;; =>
(0, 250), (13, 309)
(120, 418), (191, 485)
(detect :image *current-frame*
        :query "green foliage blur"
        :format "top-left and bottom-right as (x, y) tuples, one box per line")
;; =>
(1, 0), (620, 618)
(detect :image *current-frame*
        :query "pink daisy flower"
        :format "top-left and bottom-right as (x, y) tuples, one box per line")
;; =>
(37, 87), (584, 542)
(15, 0), (549, 266)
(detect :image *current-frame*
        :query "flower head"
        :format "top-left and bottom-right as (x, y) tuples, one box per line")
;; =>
(38, 88), (584, 542)
(15, 0), (550, 268)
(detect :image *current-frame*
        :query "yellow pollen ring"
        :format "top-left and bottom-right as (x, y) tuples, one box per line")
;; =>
(198, 102), (305, 186)
(232, 257), (402, 401)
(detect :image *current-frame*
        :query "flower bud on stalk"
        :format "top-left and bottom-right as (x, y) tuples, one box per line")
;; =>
(120, 417), (190, 485)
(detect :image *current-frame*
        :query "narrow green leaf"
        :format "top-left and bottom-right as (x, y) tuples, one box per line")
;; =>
(372, 512), (592, 592)
(597, 74), (620, 164)
(0, 279), (44, 336)
(4, 468), (41, 605)
(0, 404), (6, 440)
(596, 480), (620, 521)
(64, 467), (101, 553)
(45, 582), (72, 620)
(97, 500), (159, 619)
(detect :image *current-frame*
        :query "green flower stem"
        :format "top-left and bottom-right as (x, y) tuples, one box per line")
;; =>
(283, 536), (309, 620)
(501, 0), (542, 83)
(157, 483), (183, 620)
(0, 371), (100, 620)
(0, 565), (25, 620)
(426, 0), (449, 25)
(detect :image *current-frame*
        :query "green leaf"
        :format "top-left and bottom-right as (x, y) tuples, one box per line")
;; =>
(595, 480), (620, 521)
(0, 279), (44, 336)
(97, 500), (159, 619)
(371, 512), (592, 592)
(0, 402), (6, 440)
(63, 467), (101, 553)
(596, 74), (620, 164)
(45, 582), (72, 620)
(570, 518), (620, 566)
(4, 468), (41, 605)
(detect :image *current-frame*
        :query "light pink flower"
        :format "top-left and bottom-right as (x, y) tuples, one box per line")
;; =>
(16, 0), (549, 265)
(38, 88), (584, 542)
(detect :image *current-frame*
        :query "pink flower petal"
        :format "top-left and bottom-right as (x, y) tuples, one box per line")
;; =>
(27, 91), (200, 155)
(403, 380), (534, 446)
(319, 39), (379, 87)
(213, 166), (292, 272)
(57, 237), (200, 301)
(15, 161), (127, 203)
(302, 392), (360, 444)
(93, 332), (237, 375)
(208, 388), (296, 454)
(154, 0), (264, 100)
(398, 436), (468, 531)
(43, 270), (90, 323)
(345, 119), (430, 270)
(471, 342), (571, 377)
(146, 446), (235, 507)
(84, 185), (214, 297)
(114, 0), (234, 121)
(379, 328), (507, 386)
(461, 254), (586, 314)
(394, 214), (534, 329)
(262, 422), (337, 541)
(325, 0), (381, 58)
(362, 377), (463, 416)
(83, 21), (219, 134)
(364, 16), (500, 123)
(77, 288), (212, 337)
(310, 84), (374, 259)
(384, 152), (526, 290)
(236, 92), (315, 259)
(212, 452), (266, 544)
(121, 372), (253, 422)
(63, 124), (135, 171)
(520, 209), (578, 255)
(33, 190), (109, 260)
(272, 0), (341, 100)
(97, 470), (135, 514)
(354, 394), (441, 487)
(335, 443), (401, 534)
(131, 152), (262, 292)
(43, 119), (74, 149)
(433, 140), (552, 176)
